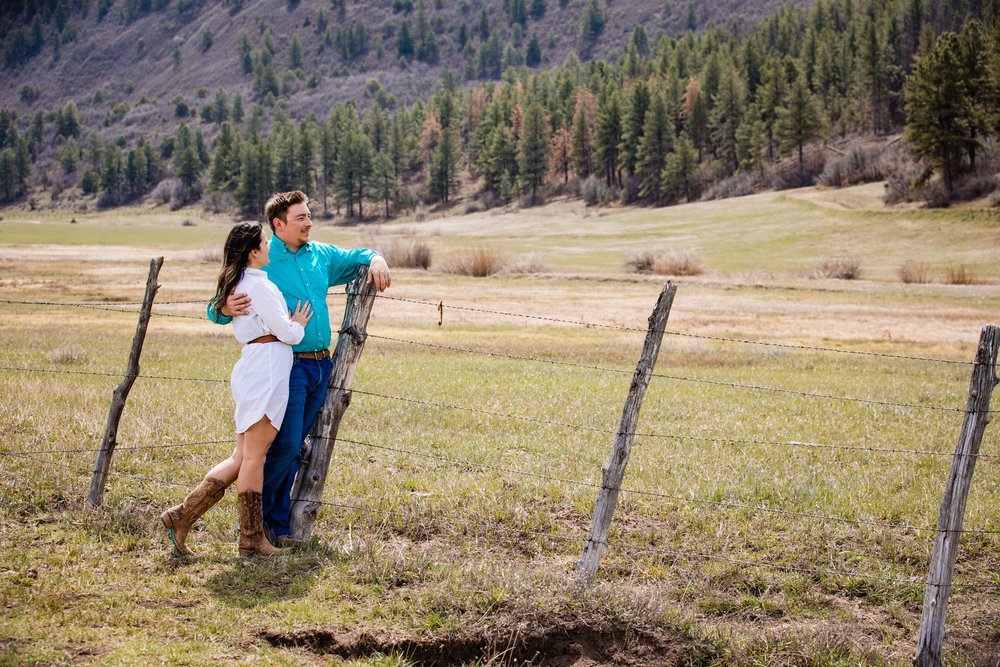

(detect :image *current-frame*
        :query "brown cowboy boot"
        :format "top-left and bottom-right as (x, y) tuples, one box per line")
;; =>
(160, 477), (228, 556)
(238, 490), (287, 558)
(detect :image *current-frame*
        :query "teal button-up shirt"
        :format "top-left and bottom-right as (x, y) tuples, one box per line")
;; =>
(209, 235), (378, 353)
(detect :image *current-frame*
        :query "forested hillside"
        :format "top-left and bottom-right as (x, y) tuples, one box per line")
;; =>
(0, 0), (998, 217)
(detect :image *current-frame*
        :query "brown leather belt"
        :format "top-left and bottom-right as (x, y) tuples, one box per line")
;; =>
(248, 334), (279, 344)
(294, 348), (330, 360)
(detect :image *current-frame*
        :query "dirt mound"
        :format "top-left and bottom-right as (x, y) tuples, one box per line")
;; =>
(259, 620), (700, 666)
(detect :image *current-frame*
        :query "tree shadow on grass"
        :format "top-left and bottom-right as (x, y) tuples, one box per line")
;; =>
(205, 540), (345, 608)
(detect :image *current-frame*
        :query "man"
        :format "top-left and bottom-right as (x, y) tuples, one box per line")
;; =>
(210, 190), (391, 545)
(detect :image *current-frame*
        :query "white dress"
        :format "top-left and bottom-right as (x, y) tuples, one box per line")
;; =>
(230, 268), (305, 433)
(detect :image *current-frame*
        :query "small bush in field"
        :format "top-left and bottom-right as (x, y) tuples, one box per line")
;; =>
(507, 253), (548, 274)
(625, 249), (657, 274)
(441, 247), (507, 276)
(897, 260), (931, 284)
(653, 251), (705, 276)
(580, 175), (606, 206)
(382, 238), (432, 269)
(362, 230), (432, 270)
(813, 257), (862, 280)
(49, 346), (87, 364)
(944, 264), (983, 285)
(627, 250), (704, 276)
(199, 245), (222, 263)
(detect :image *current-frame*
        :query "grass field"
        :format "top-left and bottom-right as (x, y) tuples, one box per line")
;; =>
(1, 187), (999, 666)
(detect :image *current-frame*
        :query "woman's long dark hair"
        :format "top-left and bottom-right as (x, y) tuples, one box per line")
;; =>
(210, 222), (264, 315)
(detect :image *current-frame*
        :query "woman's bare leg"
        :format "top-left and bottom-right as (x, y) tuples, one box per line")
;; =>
(237, 417), (277, 493)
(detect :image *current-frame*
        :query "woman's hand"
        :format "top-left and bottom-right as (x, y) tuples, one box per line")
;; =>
(290, 300), (313, 327)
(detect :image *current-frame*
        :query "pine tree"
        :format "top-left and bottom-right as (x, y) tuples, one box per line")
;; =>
(526, 32), (542, 67)
(776, 74), (826, 179)
(428, 127), (458, 202)
(397, 19), (414, 59)
(370, 150), (397, 218)
(618, 80), (650, 177)
(709, 68), (746, 173)
(661, 131), (699, 202)
(903, 30), (972, 191)
(594, 91), (622, 187)
(635, 91), (673, 202)
(517, 101), (550, 204)
(570, 98), (594, 178)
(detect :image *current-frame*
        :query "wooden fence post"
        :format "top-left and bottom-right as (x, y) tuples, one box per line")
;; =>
(289, 266), (377, 540)
(87, 257), (163, 508)
(576, 281), (677, 585)
(914, 324), (999, 667)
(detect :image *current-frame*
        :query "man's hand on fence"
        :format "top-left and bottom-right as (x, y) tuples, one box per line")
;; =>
(222, 291), (251, 317)
(366, 255), (392, 292)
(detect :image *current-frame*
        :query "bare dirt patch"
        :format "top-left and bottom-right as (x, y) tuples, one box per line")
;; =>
(260, 619), (699, 666)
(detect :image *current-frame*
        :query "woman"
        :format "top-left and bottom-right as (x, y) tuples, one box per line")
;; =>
(161, 221), (312, 557)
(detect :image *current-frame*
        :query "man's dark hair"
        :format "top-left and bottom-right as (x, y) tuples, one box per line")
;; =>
(264, 190), (308, 231)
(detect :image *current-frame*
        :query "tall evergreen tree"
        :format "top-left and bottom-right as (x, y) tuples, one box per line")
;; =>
(428, 127), (458, 202)
(635, 91), (673, 202)
(517, 101), (550, 204)
(777, 74), (826, 178)
(903, 30), (973, 191)
(661, 131), (699, 202)
(594, 91), (622, 187)
(618, 80), (650, 177)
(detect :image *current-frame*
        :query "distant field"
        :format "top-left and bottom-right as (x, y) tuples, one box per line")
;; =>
(1, 189), (998, 666)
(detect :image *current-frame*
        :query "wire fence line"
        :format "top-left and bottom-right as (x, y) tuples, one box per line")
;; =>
(366, 334), (975, 413)
(1, 294), (975, 366)
(3, 289), (999, 594)
(335, 436), (1000, 536)
(6, 431), (998, 535)
(5, 450), (997, 591)
(2, 364), (996, 461)
(371, 293), (974, 366)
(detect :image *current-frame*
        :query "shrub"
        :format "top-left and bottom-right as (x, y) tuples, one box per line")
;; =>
(818, 144), (895, 187)
(898, 260), (931, 284)
(580, 174), (606, 206)
(441, 247), (507, 276)
(700, 171), (763, 201)
(49, 345), (86, 364)
(362, 229), (432, 269)
(506, 253), (548, 274)
(812, 257), (862, 280)
(199, 244), (221, 263)
(625, 249), (657, 274)
(628, 249), (706, 276)
(944, 264), (982, 285)
(653, 250), (704, 276)
(463, 199), (486, 214)
(953, 172), (999, 202)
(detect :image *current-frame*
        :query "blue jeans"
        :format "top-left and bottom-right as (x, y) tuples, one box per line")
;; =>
(262, 356), (333, 539)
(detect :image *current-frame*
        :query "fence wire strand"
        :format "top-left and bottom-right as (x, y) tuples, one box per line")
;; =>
(6, 452), (997, 590)
(372, 293), (973, 366)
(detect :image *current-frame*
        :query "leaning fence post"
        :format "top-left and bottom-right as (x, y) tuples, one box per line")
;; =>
(87, 257), (163, 508)
(576, 281), (676, 585)
(289, 266), (377, 540)
(914, 324), (999, 667)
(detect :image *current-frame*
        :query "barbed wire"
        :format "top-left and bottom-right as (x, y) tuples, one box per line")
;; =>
(366, 334), (974, 413)
(0, 365), (229, 383)
(607, 540), (999, 590)
(0, 439), (230, 456)
(1, 365), (994, 459)
(336, 435), (1000, 535)
(345, 387), (997, 460)
(2, 427), (996, 534)
(6, 452), (997, 589)
(372, 294), (974, 366)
